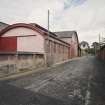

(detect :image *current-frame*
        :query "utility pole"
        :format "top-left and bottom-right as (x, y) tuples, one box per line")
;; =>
(98, 34), (101, 57)
(48, 9), (50, 32)
(45, 9), (50, 67)
(99, 34), (101, 50)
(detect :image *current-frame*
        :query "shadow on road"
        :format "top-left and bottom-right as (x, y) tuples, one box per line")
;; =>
(89, 57), (105, 105)
(0, 83), (70, 105)
(0, 56), (105, 105)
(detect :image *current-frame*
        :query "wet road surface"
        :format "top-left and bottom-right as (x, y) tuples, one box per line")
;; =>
(0, 56), (105, 105)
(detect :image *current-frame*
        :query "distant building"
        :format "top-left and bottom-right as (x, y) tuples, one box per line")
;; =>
(54, 31), (79, 58)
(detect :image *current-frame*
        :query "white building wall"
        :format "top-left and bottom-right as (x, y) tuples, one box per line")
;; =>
(17, 35), (44, 53)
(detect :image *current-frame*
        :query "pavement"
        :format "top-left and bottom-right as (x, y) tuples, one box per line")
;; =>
(0, 56), (105, 105)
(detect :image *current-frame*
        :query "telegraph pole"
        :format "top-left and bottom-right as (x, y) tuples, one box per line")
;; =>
(48, 9), (50, 32)
(45, 9), (50, 66)
(99, 34), (101, 50)
(98, 34), (101, 57)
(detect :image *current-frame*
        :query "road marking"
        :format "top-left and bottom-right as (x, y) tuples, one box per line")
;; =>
(85, 75), (92, 105)
(85, 89), (91, 105)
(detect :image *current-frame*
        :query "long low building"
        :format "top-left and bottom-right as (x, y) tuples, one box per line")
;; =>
(54, 31), (79, 58)
(0, 23), (70, 71)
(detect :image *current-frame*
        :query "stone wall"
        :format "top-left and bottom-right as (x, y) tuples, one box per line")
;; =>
(0, 54), (45, 77)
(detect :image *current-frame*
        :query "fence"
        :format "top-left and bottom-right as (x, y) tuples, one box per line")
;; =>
(97, 45), (105, 61)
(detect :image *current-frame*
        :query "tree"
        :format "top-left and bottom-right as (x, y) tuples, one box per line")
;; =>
(79, 41), (89, 49)
(91, 42), (100, 55)
(79, 41), (90, 56)
(91, 42), (99, 48)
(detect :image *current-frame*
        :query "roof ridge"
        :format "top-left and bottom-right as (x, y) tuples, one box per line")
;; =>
(54, 30), (76, 32)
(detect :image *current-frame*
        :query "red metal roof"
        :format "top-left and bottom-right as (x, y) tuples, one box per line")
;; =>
(0, 23), (46, 36)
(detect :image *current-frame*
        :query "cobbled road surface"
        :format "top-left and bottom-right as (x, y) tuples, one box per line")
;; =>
(0, 56), (105, 105)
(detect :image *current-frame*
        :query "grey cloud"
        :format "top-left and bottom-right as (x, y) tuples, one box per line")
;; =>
(0, 0), (105, 44)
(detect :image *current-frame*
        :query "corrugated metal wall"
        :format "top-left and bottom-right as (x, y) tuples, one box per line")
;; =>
(0, 37), (17, 52)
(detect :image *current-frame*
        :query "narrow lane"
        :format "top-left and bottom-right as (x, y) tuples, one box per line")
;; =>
(89, 57), (105, 105)
(1, 56), (105, 105)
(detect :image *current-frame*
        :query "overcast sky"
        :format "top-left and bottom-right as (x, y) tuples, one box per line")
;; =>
(0, 0), (105, 45)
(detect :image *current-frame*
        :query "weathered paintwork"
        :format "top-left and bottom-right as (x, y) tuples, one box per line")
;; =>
(1, 27), (45, 53)
(60, 34), (78, 58)
(0, 37), (17, 52)
(0, 23), (70, 69)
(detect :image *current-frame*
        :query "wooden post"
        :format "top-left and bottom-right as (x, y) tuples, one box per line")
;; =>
(99, 34), (101, 50)
(44, 10), (50, 67)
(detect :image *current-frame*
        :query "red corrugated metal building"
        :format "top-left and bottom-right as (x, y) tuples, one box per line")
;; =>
(0, 23), (70, 66)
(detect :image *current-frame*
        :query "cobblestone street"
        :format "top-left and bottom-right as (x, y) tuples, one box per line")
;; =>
(0, 56), (105, 105)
